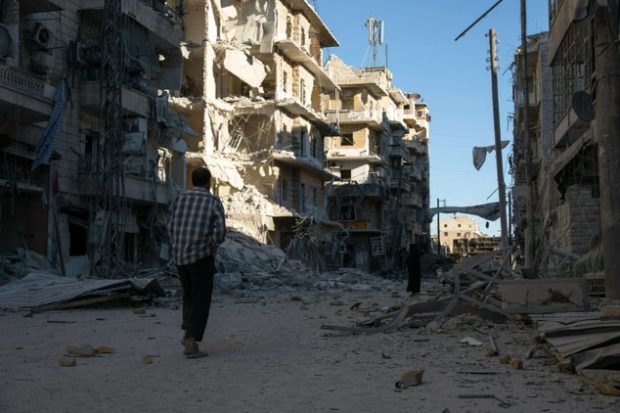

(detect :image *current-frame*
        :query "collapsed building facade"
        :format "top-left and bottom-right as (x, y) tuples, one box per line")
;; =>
(0, 0), (190, 275)
(512, 0), (620, 297)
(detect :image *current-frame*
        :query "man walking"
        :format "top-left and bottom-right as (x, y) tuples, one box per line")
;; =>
(167, 167), (226, 358)
(406, 243), (421, 296)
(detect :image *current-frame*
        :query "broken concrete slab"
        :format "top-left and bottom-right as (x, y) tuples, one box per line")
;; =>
(0, 273), (164, 311)
(222, 48), (267, 89)
(496, 278), (590, 313)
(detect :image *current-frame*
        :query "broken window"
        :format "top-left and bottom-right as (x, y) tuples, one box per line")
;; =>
(300, 130), (307, 157)
(283, 71), (288, 93)
(341, 169), (351, 180)
(277, 125), (288, 149)
(341, 134), (354, 146)
(443, 232), (448, 236)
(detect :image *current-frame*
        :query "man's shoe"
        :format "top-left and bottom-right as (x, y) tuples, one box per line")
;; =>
(184, 337), (208, 359)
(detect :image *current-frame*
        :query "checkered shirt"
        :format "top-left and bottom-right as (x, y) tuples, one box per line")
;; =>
(167, 187), (226, 266)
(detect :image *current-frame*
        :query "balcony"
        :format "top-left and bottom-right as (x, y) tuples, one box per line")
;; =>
(514, 90), (539, 108)
(389, 177), (410, 192)
(272, 149), (336, 180)
(275, 39), (338, 91)
(404, 139), (427, 155)
(325, 109), (382, 130)
(78, 173), (172, 205)
(326, 147), (383, 164)
(0, 64), (54, 122)
(384, 107), (406, 131)
(80, 81), (151, 118)
(328, 174), (386, 199)
(80, 0), (183, 49)
(403, 108), (420, 128)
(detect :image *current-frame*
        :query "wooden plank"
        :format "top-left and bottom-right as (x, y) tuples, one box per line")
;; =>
(546, 331), (620, 357)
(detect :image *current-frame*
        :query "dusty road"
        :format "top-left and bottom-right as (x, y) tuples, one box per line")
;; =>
(0, 287), (617, 413)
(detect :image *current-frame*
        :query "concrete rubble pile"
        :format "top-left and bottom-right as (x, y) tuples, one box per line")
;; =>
(215, 230), (397, 293)
(221, 185), (289, 241)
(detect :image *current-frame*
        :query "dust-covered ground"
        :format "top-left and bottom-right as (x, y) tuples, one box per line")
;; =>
(0, 284), (617, 413)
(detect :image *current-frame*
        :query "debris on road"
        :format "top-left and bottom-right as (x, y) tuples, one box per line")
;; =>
(58, 357), (77, 368)
(395, 369), (424, 389)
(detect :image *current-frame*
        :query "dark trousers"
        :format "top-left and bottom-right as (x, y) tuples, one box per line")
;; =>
(178, 255), (216, 342)
(406, 247), (421, 294)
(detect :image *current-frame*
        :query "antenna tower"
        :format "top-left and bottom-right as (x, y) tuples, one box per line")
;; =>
(365, 16), (384, 67)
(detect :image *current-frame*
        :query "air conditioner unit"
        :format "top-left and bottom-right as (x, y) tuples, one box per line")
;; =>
(25, 22), (52, 50)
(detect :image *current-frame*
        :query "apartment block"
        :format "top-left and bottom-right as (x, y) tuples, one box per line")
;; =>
(513, 1), (619, 292)
(1, 0), (189, 273)
(174, 0), (343, 269)
(322, 55), (431, 272)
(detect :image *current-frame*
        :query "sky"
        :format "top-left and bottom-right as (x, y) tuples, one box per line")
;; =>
(316, 0), (549, 237)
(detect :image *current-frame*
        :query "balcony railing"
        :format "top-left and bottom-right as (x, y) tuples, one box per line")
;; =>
(0, 65), (47, 98)
(325, 109), (382, 126)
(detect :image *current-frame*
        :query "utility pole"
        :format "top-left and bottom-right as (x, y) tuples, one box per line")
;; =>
(594, 8), (620, 298)
(508, 190), (512, 246)
(520, 0), (536, 269)
(437, 198), (441, 256)
(488, 28), (508, 248)
(92, 0), (125, 277)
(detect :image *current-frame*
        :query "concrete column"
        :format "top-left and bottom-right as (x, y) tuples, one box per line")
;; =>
(594, 9), (620, 298)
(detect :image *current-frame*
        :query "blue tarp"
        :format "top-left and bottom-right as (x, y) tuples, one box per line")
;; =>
(31, 79), (66, 172)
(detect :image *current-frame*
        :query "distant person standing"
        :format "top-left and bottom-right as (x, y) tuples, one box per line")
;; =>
(167, 167), (226, 358)
(406, 243), (421, 295)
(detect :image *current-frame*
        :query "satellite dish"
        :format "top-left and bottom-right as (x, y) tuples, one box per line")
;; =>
(0, 24), (12, 58)
(572, 91), (595, 121)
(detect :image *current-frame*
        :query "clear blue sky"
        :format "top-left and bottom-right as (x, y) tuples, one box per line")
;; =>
(316, 0), (549, 237)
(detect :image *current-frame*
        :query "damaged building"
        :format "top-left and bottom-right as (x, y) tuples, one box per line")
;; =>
(1, 0), (191, 275)
(1, 0), (432, 277)
(322, 55), (431, 272)
(175, 0), (345, 271)
(512, 0), (620, 297)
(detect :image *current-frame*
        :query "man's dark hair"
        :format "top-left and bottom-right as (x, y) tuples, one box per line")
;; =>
(192, 167), (212, 187)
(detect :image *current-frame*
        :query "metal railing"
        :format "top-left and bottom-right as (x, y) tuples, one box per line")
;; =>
(0, 64), (47, 98)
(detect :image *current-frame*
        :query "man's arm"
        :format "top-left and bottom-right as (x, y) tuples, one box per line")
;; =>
(211, 197), (226, 248)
